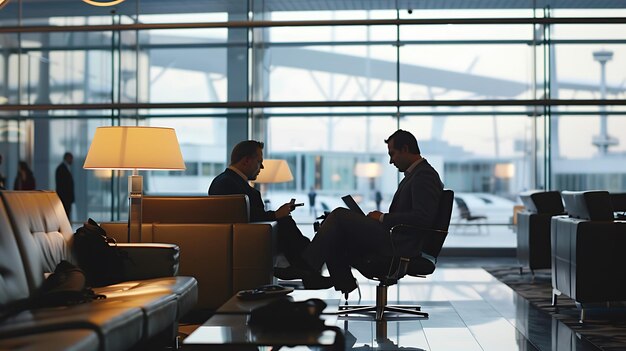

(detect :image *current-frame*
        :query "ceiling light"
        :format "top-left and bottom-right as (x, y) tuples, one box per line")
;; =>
(82, 0), (126, 7)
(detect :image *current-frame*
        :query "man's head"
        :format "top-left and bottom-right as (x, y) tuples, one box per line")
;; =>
(385, 130), (421, 172)
(63, 152), (73, 165)
(230, 140), (264, 180)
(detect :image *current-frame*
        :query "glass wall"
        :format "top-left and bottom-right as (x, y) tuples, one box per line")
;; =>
(1, 0), (625, 249)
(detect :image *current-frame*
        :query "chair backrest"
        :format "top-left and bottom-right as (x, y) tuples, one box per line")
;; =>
(454, 196), (470, 219)
(142, 194), (250, 223)
(422, 189), (455, 259)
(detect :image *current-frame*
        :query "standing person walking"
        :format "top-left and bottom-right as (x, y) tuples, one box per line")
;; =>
(55, 152), (75, 219)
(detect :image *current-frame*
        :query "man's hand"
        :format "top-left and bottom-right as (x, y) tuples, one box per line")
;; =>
(275, 202), (294, 218)
(367, 211), (383, 221)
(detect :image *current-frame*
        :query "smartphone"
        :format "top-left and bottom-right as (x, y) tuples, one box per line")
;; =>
(292, 203), (304, 207)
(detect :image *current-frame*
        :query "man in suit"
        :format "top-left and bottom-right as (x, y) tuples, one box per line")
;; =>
(55, 152), (75, 219)
(302, 130), (443, 294)
(209, 140), (331, 289)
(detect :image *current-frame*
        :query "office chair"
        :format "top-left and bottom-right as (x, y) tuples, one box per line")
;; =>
(454, 197), (488, 234)
(336, 189), (454, 320)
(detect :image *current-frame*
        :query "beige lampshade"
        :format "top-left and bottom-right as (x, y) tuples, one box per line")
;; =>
(83, 126), (186, 170)
(355, 162), (382, 178)
(253, 159), (293, 184)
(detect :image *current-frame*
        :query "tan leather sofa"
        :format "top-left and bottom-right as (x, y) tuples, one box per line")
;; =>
(100, 195), (277, 309)
(0, 191), (198, 351)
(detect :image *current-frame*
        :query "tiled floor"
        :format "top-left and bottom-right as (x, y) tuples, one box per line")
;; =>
(335, 264), (599, 351)
(178, 258), (601, 350)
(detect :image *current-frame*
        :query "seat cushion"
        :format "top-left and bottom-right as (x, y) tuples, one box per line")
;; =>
(0, 329), (99, 351)
(0, 302), (144, 351)
(94, 276), (198, 319)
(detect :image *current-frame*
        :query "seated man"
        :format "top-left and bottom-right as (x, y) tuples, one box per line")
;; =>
(209, 140), (331, 289)
(302, 130), (443, 294)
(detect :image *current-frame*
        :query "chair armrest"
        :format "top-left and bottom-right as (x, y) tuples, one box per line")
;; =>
(116, 243), (180, 280)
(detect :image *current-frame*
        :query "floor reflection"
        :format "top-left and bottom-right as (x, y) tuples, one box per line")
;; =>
(333, 268), (602, 351)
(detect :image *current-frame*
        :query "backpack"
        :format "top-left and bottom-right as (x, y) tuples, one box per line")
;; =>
(73, 218), (127, 287)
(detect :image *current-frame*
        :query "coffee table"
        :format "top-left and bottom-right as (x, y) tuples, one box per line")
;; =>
(183, 289), (343, 350)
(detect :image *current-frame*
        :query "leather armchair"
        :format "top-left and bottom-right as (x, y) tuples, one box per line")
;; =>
(551, 190), (626, 322)
(100, 194), (277, 309)
(516, 190), (565, 274)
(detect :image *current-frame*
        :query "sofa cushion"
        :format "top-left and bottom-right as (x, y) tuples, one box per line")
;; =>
(94, 276), (198, 319)
(153, 224), (231, 308)
(0, 302), (144, 351)
(562, 191), (613, 221)
(0, 329), (99, 351)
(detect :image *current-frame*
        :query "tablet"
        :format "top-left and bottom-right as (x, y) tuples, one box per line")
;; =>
(341, 195), (366, 216)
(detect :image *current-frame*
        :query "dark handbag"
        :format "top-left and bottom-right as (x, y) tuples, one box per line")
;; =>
(36, 260), (105, 307)
(0, 261), (105, 323)
(249, 298), (327, 331)
(248, 298), (345, 351)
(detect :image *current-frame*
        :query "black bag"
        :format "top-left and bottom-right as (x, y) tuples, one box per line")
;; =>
(0, 261), (104, 323)
(248, 298), (327, 331)
(36, 260), (105, 307)
(73, 218), (127, 287)
(248, 298), (345, 350)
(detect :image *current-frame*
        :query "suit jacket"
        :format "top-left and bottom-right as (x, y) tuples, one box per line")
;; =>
(55, 162), (74, 205)
(383, 159), (443, 230)
(208, 168), (275, 222)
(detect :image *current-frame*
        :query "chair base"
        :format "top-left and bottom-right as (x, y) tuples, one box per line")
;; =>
(332, 284), (429, 321)
(337, 304), (428, 321)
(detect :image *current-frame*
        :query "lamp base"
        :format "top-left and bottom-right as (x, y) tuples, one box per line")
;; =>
(128, 173), (143, 242)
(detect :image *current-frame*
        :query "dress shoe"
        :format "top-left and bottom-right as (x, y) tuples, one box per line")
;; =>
(302, 273), (334, 290)
(274, 266), (309, 280)
(334, 278), (358, 295)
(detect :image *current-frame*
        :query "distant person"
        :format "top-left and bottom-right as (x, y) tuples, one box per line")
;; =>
(375, 189), (382, 211)
(13, 161), (35, 190)
(0, 154), (5, 189)
(209, 140), (331, 289)
(308, 187), (317, 216)
(55, 152), (75, 219)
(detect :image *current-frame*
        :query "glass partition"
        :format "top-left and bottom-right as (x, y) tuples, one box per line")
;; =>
(1, 0), (625, 249)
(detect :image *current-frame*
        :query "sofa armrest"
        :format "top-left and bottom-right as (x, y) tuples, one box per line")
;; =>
(117, 243), (180, 280)
(232, 221), (277, 292)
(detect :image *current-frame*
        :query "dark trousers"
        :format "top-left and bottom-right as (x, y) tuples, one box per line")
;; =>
(276, 216), (311, 268)
(302, 208), (392, 291)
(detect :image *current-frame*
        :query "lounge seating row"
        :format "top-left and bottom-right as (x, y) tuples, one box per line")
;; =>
(0, 191), (198, 351)
(100, 195), (277, 309)
(550, 191), (626, 322)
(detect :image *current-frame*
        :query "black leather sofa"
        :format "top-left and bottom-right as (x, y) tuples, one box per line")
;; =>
(0, 191), (198, 351)
(550, 190), (626, 322)
(517, 190), (565, 274)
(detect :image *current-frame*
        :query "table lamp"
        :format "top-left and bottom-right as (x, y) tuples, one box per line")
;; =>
(83, 126), (185, 242)
(252, 159), (293, 210)
(253, 159), (294, 184)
